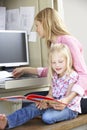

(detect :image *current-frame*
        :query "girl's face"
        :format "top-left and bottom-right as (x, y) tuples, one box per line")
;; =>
(35, 20), (45, 38)
(51, 52), (67, 77)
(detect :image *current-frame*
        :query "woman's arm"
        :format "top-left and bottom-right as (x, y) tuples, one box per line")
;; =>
(12, 67), (38, 78)
(12, 67), (48, 78)
(58, 35), (87, 94)
(60, 35), (87, 73)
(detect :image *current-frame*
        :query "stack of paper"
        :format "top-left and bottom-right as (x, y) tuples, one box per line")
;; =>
(0, 71), (13, 80)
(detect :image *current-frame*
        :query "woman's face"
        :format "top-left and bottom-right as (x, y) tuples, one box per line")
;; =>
(35, 20), (45, 38)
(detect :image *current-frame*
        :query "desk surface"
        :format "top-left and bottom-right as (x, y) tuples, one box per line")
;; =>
(0, 77), (49, 89)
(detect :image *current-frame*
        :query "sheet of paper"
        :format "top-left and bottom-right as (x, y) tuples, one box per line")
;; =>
(20, 6), (35, 33)
(0, 71), (13, 80)
(6, 9), (20, 30)
(0, 7), (6, 30)
(28, 32), (37, 42)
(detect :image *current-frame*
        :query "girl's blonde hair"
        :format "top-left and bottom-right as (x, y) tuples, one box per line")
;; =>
(48, 43), (73, 81)
(35, 8), (70, 48)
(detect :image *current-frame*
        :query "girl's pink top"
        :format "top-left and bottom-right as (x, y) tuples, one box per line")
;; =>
(52, 71), (82, 113)
(37, 35), (87, 95)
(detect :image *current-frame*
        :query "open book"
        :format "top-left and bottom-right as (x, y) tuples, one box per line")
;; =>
(0, 94), (66, 105)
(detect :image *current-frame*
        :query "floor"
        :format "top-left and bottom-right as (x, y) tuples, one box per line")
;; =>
(8, 114), (87, 130)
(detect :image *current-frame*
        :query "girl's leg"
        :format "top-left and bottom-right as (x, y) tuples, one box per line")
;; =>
(42, 107), (78, 124)
(0, 103), (45, 129)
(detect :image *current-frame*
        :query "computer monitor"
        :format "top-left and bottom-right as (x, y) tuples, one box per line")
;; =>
(0, 30), (29, 68)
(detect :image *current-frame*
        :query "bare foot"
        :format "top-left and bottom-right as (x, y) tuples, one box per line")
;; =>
(0, 114), (7, 130)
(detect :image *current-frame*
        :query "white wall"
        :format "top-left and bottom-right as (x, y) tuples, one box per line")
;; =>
(63, 0), (87, 64)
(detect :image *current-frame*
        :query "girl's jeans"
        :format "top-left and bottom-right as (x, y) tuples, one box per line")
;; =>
(7, 103), (78, 129)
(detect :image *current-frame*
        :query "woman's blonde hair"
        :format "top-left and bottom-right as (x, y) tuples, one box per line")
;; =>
(35, 8), (70, 48)
(48, 43), (73, 81)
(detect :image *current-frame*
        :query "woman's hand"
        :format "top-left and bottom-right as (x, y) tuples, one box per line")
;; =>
(12, 67), (25, 78)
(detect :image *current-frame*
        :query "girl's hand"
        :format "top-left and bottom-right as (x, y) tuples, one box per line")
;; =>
(48, 98), (68, 110)
(35, 94), (53, 110)
(35, 100), (49, 110)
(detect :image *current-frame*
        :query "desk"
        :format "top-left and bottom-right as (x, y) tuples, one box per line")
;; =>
(0, 77), (49, 89)
(0, 77), (49, 115)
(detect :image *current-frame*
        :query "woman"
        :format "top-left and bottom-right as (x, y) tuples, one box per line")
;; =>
(13, 8), (87, 113)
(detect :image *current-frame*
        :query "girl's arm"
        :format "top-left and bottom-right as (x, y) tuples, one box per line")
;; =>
(65, 83), (75, 97)
(46, 85), (53, 98)
(49, 82), (78, 110)
(53, 84), (84, 110)
(48, 91), (77, 110)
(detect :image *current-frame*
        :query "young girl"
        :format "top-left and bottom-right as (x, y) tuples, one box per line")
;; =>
(13, 7), (87, 113)
(0, 44), (84, 129)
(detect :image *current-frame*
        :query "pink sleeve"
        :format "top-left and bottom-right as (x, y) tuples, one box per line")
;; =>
(58, 35), (87, 95)
(37, 67), (48, 77)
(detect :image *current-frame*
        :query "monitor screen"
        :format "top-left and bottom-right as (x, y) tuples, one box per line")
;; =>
(0, 30), (29, 67)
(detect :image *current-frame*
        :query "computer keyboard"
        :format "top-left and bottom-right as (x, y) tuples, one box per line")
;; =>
(19, 73), (38, 79)
(0, 71), (13, 80)
(0, 71), (38, 85)
(0, 77), (13, 84)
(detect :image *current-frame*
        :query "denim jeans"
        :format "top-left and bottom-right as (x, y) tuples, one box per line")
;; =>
(7, 103), (78, 129)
